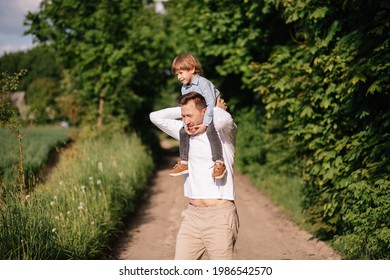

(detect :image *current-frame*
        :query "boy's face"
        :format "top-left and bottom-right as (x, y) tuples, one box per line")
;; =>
(175, 68), (195, 85)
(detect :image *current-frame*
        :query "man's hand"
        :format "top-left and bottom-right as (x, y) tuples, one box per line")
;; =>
(216, 95), (228, 110)
(186, 123), (207, 136)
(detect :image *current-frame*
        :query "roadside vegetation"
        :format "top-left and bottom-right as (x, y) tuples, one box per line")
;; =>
(0, 132), (153, 259)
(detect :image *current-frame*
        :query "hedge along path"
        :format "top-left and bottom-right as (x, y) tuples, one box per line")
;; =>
(112, 140), (340, 260)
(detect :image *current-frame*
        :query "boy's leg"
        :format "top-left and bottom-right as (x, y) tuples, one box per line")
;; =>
(169, 127), (189, 176)
(206, 122), (223, 162)
(179, 126), (189, 162)
(206, 122), (226, 179)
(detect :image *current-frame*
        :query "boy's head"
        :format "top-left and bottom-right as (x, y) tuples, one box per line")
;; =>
(171, 53), (203, 76)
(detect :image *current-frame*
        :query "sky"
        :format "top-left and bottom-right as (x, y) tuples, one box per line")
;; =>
(0, 0), (42, 55)
(0, 1), (167, 56)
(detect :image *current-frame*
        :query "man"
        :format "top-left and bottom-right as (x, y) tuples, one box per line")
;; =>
(149, 92), (239, 260)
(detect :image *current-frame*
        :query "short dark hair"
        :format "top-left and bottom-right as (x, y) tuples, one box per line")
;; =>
(179, 92), (206, 110)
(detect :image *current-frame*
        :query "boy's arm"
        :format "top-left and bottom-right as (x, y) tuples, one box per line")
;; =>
(200, 81), (219, 125)
(149, 107), (182, 140)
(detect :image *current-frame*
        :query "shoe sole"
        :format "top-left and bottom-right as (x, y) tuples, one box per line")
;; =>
(169, 170), (189, 176)
(213, 169), (227, 180)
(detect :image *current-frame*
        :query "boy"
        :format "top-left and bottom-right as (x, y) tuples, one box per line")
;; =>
(169, 53), (226, 179)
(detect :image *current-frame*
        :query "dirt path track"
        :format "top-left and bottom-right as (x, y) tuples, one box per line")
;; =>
(112, 143), (340, 260)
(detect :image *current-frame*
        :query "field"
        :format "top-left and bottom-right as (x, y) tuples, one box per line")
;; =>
(0, 126), (73, 186)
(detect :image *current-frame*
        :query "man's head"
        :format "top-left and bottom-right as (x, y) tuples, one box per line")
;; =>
(179, 92), (207, 134)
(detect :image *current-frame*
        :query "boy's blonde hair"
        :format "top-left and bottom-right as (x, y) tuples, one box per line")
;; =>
(171, 53), (203, 76)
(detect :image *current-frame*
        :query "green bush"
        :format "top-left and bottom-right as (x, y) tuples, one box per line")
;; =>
(250, 0), (390, 259)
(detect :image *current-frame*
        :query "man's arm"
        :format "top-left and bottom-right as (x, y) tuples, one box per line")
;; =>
(213, 96), (235, 132)
(149, 107), (182, 140)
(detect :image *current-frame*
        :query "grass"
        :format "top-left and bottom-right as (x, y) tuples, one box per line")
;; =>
(0, 126), (72, 186)
(0, 132), (153, 259)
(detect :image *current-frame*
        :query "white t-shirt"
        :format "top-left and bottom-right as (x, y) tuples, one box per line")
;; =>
(149, 106), (237, 200)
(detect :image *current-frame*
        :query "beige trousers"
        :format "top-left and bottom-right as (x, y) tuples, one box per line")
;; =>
(174, 202), (239, 260)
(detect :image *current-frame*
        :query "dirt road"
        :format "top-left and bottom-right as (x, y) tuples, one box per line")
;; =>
(111, 143), (340, 260)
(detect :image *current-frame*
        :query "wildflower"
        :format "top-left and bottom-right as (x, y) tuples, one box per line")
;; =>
(96, 179), (102, 185)
(81, 185), (86, 192)
(67, 211), (71, 215)
(50, 201), (55, 206)
(98, 162), (103, 172)
(59, 180), (64, 186)
(78, 202), (85, 210)
(53, 196), (57, 200)
(89, 176), (94, 185)
(118, 172), (124, 178)
(91, 221), (95, 225)
(52, 228), (56, 233)
(25, 195), (30, 200)
(55, 216), (60, 220)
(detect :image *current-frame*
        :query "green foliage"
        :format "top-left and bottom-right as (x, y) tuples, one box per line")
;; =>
(27, 78), (60, 123)
(251, 0), (390, 259)
(0, 47), (64, 125)
(0, 46), (62, 91)
(54, 70), (83, 126)
(164, 0), (289, 107)
(0, 132), (153, 259)
(235, 107), (266, 170)
(0, 70), (27, 126)
(25, 0), (171, 131)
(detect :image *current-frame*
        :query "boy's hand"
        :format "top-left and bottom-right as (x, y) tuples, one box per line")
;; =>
(187, 124), (207, 136)
(216, 96), (228, 110)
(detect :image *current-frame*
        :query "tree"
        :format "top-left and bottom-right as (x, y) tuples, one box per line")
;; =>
(27, 77), (59, 124)
(0, 46), (62, 91)
(164, 0), (289, 108)
(25, 0), (171, 132)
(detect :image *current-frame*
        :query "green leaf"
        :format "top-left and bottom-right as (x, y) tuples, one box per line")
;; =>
(309, 7), (328, 19)
(300, 106), (314, 118)
(351, 76), (366, 85)
(367, 81), (382, 94)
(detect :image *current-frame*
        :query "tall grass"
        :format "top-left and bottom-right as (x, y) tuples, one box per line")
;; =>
(0, 132), (153, 259)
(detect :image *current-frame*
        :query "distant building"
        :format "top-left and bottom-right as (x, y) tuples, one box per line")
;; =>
(155, 0), (167, 15)
(10, 91), (33, 121)
(10, 91), (26, 110)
